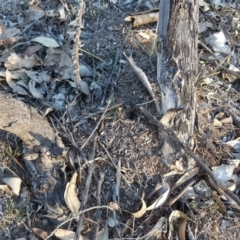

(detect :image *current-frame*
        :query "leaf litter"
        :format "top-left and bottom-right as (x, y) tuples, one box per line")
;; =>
(1, 0), (240, 239)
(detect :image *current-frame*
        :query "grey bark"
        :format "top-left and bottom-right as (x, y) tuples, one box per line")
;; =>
(0, 94), (65, 215)
(157, 0), (199, 166)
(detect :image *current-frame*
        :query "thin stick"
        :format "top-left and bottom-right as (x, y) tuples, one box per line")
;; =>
(44, 206), (114, 240)
(167, 180), (195, 207)
(93, 172), (105, 240)
(75, 137), (97, 240)
(99, 141), (131, 187)
(80, 100), (110, 150)
(123, 52), (161, 116)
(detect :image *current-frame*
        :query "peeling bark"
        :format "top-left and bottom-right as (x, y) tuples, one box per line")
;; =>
(157, 0), (199, 166)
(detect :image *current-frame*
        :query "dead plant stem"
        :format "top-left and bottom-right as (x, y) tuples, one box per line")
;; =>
(75, 137), (97, 240)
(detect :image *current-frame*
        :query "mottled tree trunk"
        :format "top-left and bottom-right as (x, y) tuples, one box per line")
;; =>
(157, 0), (199, 167)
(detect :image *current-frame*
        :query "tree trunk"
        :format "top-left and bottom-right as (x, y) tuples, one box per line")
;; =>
(157, 0), (199, 167)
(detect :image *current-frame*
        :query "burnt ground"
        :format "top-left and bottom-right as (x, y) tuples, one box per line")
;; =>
(1, 0), (240, 239)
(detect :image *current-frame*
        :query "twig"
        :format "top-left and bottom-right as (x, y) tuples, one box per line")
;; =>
(98, 141), (131, 187)
(75, 137), (97, 240)
(44, 206), (114, 240)
(80, 100), (110, 150)
(93, 172), (105, 240)
(220, 65), (240, 79)
(167, 180), (195, 207)
(123, 52), (161, 116)
(112, 83), (240, 206)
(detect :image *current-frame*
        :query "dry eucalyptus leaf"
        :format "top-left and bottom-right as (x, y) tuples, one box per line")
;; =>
(32, 36), (60, 48)
(146, 182), (170, 211)
(204, 31), (231, 54)
(168, 210), (190, 239)
(213, 118), (223, 127)
(131, 197), (147, 218)
(0, 184), (10, 192)
(25, 6), (45, 22)
(26, 70), (51, 83)
(172, 167), (199, 191)
(5, 53), (39, 70)
(178, 218), (188, 240)
(64, 172), (81, 215)
(21, 44), (42, 57)
(109, 202), (120, 211)
(80, 64), (93, 77)
(2, 177), (22, 196)
(6, 69), (28, 95)
(32, 228), (48, 239)
(28, 80), (43, 99)
(54, 229), (75, 240)
(220, 116), (233, 124)
(96, 224), (109, 240)
(67, 80), (90, 96)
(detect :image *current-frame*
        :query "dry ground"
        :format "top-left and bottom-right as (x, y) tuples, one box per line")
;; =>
(1, 0), (240, 239)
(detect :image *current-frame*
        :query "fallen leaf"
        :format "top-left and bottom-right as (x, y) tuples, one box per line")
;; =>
(4, 27), (20, 38)
(168, 210), (190, 239)
(5, 53), (39, 70)
(96, 223), (108, 240)
(64, 172), (81, 215)
(55, 229), (75, 240)
(178, 218), (187, 240)
(0, 184), (11, 192)
(131, 197), (147, 218)
(21, 44), (42, 57)
(25, 6), (45, 21)
(6, 69), (28, 95)
(213, 118), (223, 127)
(2, 177), (22, 196)
(26, 70), (51, 83)
(171, 167), (199, 191)
(32, 36), (60, 48)
(32, 228), (48, 239)
(146, 182), (170, 211)
(28, 79), (43, 99)
(204, 31), (231, 54)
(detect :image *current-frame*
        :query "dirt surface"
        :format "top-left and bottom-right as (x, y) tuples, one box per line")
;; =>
(1, 0), (240, 239)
